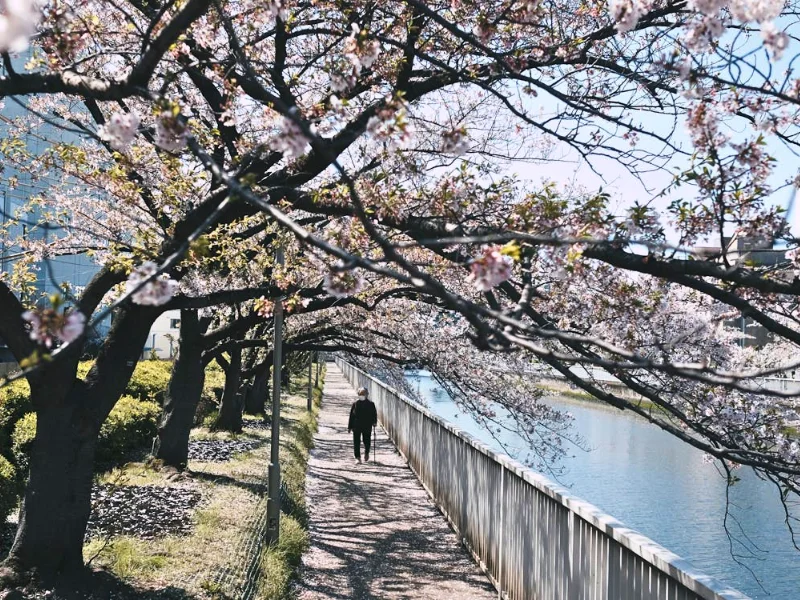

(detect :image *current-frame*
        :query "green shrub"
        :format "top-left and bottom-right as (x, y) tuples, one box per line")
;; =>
(76, 361), (93, 380)
(97, 396), (161, 464)
(12, 396), (161, 473)
(200, 409), (219, 430)
(79, 360), (173, 403)
(124, 361), (173, 403)
(0, 379), (32, 462)
(10, 412), (36, 477)
(194, 364), (225, 426)
(0, 455), (18, 522)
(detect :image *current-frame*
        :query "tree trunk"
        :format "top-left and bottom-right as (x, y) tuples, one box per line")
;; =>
(4, 397), (97, 577)
(281, 361), (290, 387)
(213, 346), (242, 433)
(3, 304), (159, 578)
(154, 310), (205, 470)
(244, 369), (268, 415)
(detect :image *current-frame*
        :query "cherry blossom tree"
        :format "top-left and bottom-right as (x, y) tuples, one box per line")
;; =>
(1, 0), (800, 584)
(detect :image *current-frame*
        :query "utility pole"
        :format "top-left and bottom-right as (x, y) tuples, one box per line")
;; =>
(307, 352), (313, 411)
(266, 247), (284, 544)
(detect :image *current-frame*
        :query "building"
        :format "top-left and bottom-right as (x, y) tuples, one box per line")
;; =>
(0, 96), (109, 363)
(692, 232), (789, 347)
(690, 231), (787, 267)
(142, 310), (181, 360)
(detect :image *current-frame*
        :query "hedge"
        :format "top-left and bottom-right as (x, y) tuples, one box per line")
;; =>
(2, 359), (223, 477)
(123, 361), (173, 403)
(11, 396), (161, 474)
(0, 380), (33, 464)
(0, 455), (17, 523)
(98, 396), (161, 464)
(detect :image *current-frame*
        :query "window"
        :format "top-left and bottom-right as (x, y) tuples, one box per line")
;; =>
(170, 319), (181, 329)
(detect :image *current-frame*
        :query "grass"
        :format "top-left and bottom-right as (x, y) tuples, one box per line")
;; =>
(537, 380), (663, 413)
(84, 363), (326, 599)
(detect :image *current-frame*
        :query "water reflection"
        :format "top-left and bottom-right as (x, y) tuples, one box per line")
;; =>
(407, 373), (799, 599)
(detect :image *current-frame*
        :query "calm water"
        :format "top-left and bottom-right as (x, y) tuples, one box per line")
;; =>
(407, 373), (800, 599)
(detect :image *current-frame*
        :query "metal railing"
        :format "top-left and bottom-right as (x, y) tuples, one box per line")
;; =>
(336, 359), (750, 600)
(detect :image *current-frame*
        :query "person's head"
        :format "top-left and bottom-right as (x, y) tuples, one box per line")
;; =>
(357, 387), (369, 399)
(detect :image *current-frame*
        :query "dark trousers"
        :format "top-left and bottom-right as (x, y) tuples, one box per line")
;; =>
(353, 428), (372, 459)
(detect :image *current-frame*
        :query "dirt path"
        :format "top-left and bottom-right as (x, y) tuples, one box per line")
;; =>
(296, 363), (496, 600)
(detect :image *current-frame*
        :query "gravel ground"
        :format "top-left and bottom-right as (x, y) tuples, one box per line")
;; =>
(187, 439), (262, 462)
(86, 484), (201, 540)
(242, 419), (270, 432)
(296, 365), (496, 600)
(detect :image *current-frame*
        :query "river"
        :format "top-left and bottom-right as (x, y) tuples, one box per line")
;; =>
(407, 372), (800, 599)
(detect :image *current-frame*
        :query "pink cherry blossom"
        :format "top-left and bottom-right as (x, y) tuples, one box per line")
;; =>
(468, 247), (514, 291)
(610, 0), (643, 33)
(126, 261), (179, 306)
(0, 0), (40, 53)
(155, 111), (188, 153)
(441, 128), (469, 156)
(21, 308), (86, 348)
(270, 115), (312, 159)
(324, 267), (364, 297)
(99, 110), (140, 151)
(266, 0), (288, 20)
(761, 21), (789, 60)
(60, 311), (86, 343)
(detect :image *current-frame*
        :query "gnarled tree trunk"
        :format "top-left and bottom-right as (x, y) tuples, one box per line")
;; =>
(3, 304), (158, 579)
(154, 310), (206, 469)
(244, 368), (268, 415)
(213, 346), (242, 433)
(5, 387), (96, 577)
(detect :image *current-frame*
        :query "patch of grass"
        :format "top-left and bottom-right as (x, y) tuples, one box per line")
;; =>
(84, 537), (173, 580)
(537, 381), (664, 414)
(97, 462), (167, 487)
(83, 363), (326, 599)
(257, 365), (323, 598)
(189, 427), (260, 442)
(258, 516), (308, 599)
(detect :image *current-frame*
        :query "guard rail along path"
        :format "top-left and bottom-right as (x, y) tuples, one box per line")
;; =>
(336, 358), (751, 600)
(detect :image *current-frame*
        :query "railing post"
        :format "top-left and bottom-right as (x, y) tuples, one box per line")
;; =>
(498, 464), (504, 600)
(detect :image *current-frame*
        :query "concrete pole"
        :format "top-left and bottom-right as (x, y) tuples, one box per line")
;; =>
(266, 247), (284, 544)
(307, 352), (313, 412)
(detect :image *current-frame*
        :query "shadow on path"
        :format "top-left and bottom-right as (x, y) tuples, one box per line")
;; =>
(296, 364), (495, 600)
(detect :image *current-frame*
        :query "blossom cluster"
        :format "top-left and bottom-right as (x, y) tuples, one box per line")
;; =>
(611, 0), (788, 59)
(468, 246), (514, 291)
(0, 0), (40, 53)
(155, 110), (188, 153)
(22, 307), (86, 348)
(323, 266), (364, 297)
(126, 262), (179, 306)
(366, 100), (413, 150)
(330, 23), (380, 92)
(269, 115), (313, 160)
(99, 111), (140, 152)
(441, 128), (469, 156)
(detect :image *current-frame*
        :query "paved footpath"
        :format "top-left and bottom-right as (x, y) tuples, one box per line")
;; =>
(296, 364), (496, 600)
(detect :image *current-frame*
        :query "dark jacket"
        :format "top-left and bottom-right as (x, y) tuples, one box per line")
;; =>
(348, 398), (377, 432)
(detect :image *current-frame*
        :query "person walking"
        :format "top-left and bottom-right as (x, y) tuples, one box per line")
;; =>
(348, 387), (377, 463)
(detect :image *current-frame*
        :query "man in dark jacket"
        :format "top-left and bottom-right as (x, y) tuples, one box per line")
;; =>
(348, 387), (378, 463)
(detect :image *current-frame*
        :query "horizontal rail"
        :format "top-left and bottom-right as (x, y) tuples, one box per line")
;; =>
(337, 358), (750, 600)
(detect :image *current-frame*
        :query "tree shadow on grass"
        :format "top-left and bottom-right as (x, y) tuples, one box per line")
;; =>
(187, 470), (266, 496)
(1, 567), (205, 600)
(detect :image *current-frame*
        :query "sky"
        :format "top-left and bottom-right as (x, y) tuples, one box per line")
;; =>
(493, 24), (800, 249)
